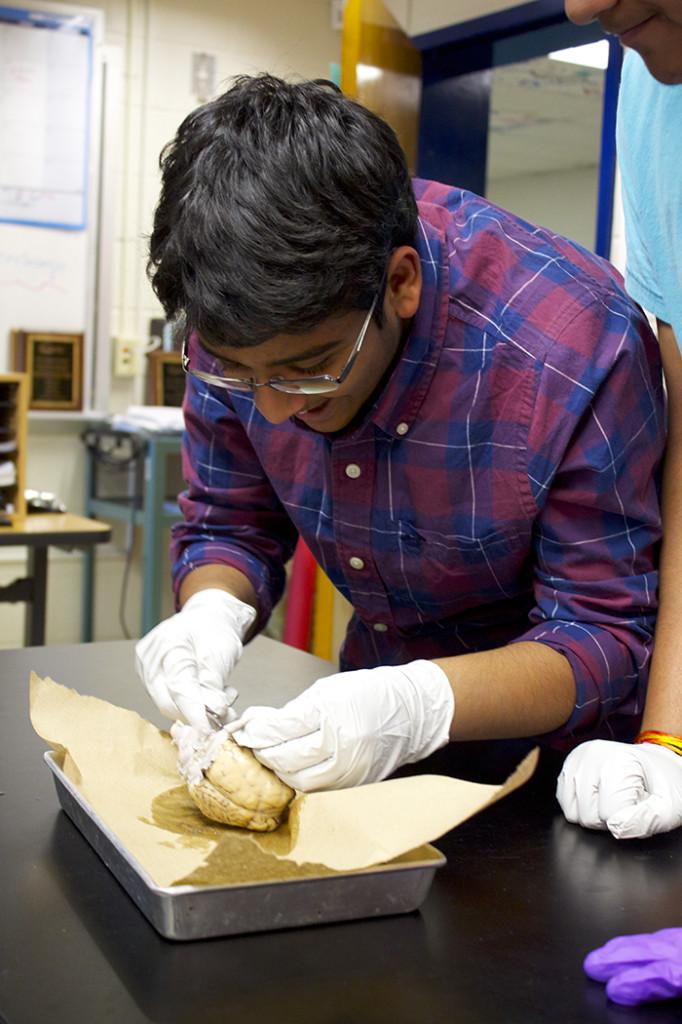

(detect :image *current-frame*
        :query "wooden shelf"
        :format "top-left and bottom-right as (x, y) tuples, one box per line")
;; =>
(0, 373), (28, 525)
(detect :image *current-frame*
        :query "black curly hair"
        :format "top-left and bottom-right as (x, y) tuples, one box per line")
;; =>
(148, 74), (417, 349)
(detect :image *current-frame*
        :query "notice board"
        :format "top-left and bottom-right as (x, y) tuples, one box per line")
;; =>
(0, 2), (113, 413)
(0, 4), (93, 230)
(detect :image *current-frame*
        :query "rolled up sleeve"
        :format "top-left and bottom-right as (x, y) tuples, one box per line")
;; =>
(513, 300), (665, 744)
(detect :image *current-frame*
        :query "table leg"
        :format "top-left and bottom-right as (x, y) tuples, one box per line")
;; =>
(82, 442), (96, 642)
(81, 547), (95, 642)
(25, 546), (48, 646)
(142, 441), (163, 636)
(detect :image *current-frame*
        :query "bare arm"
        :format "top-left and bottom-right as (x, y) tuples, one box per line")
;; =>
(435, 642), (575, 741)
(179, 564), (258, 613)
(641, 320), (682, 733)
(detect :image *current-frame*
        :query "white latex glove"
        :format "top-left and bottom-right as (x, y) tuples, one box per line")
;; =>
(134, 589), (256, 733)
(229, 660), (455, 791)
(556, 739), (682, 839)
(170, 720), (229, 787)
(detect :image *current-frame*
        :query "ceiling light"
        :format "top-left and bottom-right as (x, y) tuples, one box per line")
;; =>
(356, 63), (382, 84)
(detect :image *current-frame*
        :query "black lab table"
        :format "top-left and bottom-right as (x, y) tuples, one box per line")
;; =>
(1, 637), (681, 1024)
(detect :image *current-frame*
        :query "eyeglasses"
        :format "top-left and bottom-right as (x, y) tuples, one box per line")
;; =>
(181, 293), (378, 396)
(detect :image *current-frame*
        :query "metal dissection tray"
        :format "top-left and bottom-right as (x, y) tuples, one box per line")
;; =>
(45, 751), (445, 941)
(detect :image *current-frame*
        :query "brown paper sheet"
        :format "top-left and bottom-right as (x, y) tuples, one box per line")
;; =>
(30, 673), (538, 886)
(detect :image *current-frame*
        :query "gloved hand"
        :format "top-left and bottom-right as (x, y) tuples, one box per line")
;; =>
(584, 928), (682, 1006)
(170, 720), (228, 788)
(556, 739), (682, 839)
(229, 660), (454, 791)
(134, 588), (256, 733)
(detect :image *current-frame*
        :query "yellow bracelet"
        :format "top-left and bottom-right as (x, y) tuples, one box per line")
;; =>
(635, 730), (682, 757)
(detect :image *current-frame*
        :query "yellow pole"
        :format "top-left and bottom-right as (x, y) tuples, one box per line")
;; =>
(311, 565), (335, 661)
(341, 0), (361, 98)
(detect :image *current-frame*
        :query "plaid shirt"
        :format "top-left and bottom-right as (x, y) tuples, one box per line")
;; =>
(173, 179), (665, 748)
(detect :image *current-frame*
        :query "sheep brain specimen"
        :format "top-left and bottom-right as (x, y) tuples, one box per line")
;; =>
(189, 734), (294, 832)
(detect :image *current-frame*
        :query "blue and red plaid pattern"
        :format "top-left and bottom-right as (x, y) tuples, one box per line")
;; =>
(172, 179), (665, 749)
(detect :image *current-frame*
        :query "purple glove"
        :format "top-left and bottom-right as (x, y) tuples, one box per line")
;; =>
(584, 928), (682, 1006)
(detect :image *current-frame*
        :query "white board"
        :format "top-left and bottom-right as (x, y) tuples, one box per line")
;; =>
(0, 2), (113, 414)
(0, 8), (92, 229)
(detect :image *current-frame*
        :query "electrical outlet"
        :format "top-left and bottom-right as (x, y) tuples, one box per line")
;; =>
(113, 337), (137, 377)
(330, 0), (345, 30)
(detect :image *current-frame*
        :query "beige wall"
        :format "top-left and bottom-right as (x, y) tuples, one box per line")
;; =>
(0, 0), (341, 649)
(105, 0), (342, 410)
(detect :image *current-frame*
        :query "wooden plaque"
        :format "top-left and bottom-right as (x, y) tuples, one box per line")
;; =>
(11, 330), (83, 411)
(148, 350), (185, 406)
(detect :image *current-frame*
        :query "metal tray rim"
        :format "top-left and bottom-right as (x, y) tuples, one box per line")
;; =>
(43, 749), (446, 894)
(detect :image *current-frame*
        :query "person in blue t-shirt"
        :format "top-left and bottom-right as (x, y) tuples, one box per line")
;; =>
(560, 1), (682, 839)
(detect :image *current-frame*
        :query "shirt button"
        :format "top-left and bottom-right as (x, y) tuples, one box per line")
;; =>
(396, 422), (409, 436)
(373, 622), (388, 632)
(349, 556), (365, 570)
(345, 463), (362, 479)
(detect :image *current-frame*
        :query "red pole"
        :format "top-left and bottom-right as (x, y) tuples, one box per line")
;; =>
(283, 538), (317, 650)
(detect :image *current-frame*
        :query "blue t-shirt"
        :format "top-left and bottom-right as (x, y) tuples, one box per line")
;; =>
(617, 50), (682, 346)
